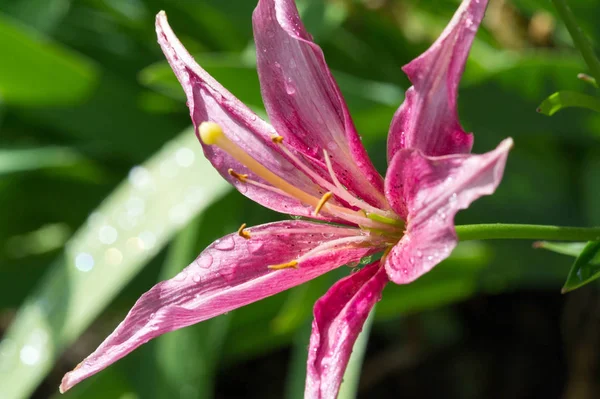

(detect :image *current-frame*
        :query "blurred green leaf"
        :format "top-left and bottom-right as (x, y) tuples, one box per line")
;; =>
(0, 12), (98, 106)
(0, 0), (70, 33)
(0, 127), (229, 399)
(0, 147), (83, 175)
(577, 73), (598, 88)
(534, 241), (587, 257)
(562, 241), (600, 293)
(537, 90), (600, 116)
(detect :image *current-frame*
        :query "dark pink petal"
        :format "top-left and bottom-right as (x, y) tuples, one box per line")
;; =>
(60, 221), (383, 393)
(387, 0), (488, 160)
(156, 12), (334, 221)
(384, 138), (512, 284)
(252, 0), (388, 210)
(305, 262), (388, 399)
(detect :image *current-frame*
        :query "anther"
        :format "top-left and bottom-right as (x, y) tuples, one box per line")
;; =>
(237, 223), (251, 239)
(271, 134), (284, 144)
(228, 168), (248, 182)
(268, 260), (298, 270)
(199, 121), (224, 145)
(314, 192), (333, 216)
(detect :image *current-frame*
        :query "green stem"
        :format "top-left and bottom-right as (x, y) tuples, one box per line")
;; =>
(456, 224), (600, 242)
(552, 0), (600, 85)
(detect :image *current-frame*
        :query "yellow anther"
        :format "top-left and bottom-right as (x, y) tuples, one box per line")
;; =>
(268, 260), (298, 270)
(199, 121), (224, 145)
(314, 192), (333, 216)
(237, 223), (251, 239)
(228, 168), (248, 182)
(271, 134), (284, 144)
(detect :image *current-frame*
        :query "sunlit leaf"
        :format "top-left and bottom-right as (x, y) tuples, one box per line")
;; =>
(562, 241), (600, 293)
(534, 241), (587, 257)
(537, 90), (600, 116)
(0, 12), (98, 106)
(0, 127), (230, 399)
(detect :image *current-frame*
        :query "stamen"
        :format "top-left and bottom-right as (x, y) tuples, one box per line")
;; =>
(228, 168), (248, 182)
(314, 192), (333, 216)
(237, 223), (251, 239)
(268, 260), (298, 270)
(271, 134), (284, 144)
(199, 121), (224, 145)
(198, 121), (398, 230)
(198, 122), (321, 210)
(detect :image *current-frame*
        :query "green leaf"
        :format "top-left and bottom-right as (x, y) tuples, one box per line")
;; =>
(537, 90), (600, 116)
(562, 241), (600, 293)
(577, 73), (598, 88)
(534, 241), (587, 257)
(0, 127), (230, 399)
(0, 12), (98, 106)
(0, 147), (83, 175)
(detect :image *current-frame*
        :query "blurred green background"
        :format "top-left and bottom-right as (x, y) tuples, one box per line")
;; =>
(1, 0), (600, 398)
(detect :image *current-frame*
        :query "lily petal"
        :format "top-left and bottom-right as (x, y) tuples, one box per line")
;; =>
(60, 221), (380, 393)
(252, 0), (387, 209)
(156, 12), (333, 220)
(387, 0), (488, 161)
(384, 138), (512, 284)
(305, 262), (388, 399)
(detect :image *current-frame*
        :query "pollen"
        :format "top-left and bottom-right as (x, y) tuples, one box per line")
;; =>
(237, 223), (251, 239)
(268, 260), (298, 270)
(314, 192), (333, 216)
(199, 121), (224, 145)
(228, 168), (248, 182)
(271, 134), (284, 144)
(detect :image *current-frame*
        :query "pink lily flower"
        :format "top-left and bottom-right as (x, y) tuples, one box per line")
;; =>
(60, 0), (512, 397)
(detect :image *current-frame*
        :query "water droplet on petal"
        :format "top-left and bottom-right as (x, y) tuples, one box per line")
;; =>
(174, 271), (188, 281)
(192, 275), (201, 283)
(248, 240), (264, 254)
(214, 236), (235, 251)
(196, 254), (213, 269)
(284, 76), (296, 95)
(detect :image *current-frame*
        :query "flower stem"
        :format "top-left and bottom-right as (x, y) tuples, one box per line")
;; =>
(551, 0), (600, 85)
(455, 224), (600, 242)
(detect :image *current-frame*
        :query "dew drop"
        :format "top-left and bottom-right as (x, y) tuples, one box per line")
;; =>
(75, 253), (94, 272)
(448, 193), (458, 204)
(192, 275), (201, 283)
(248, 240), (264, 254)
(98, 225), (118, 245)
(284, 76), (296, 95)
(214, 236), (235, 251)
(175, 147), (195, 168)
(174, 271), (188, 281)
(196, 254), (213, 269)
(19, 345), (40, 366)
(416, 250), (423, 258)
